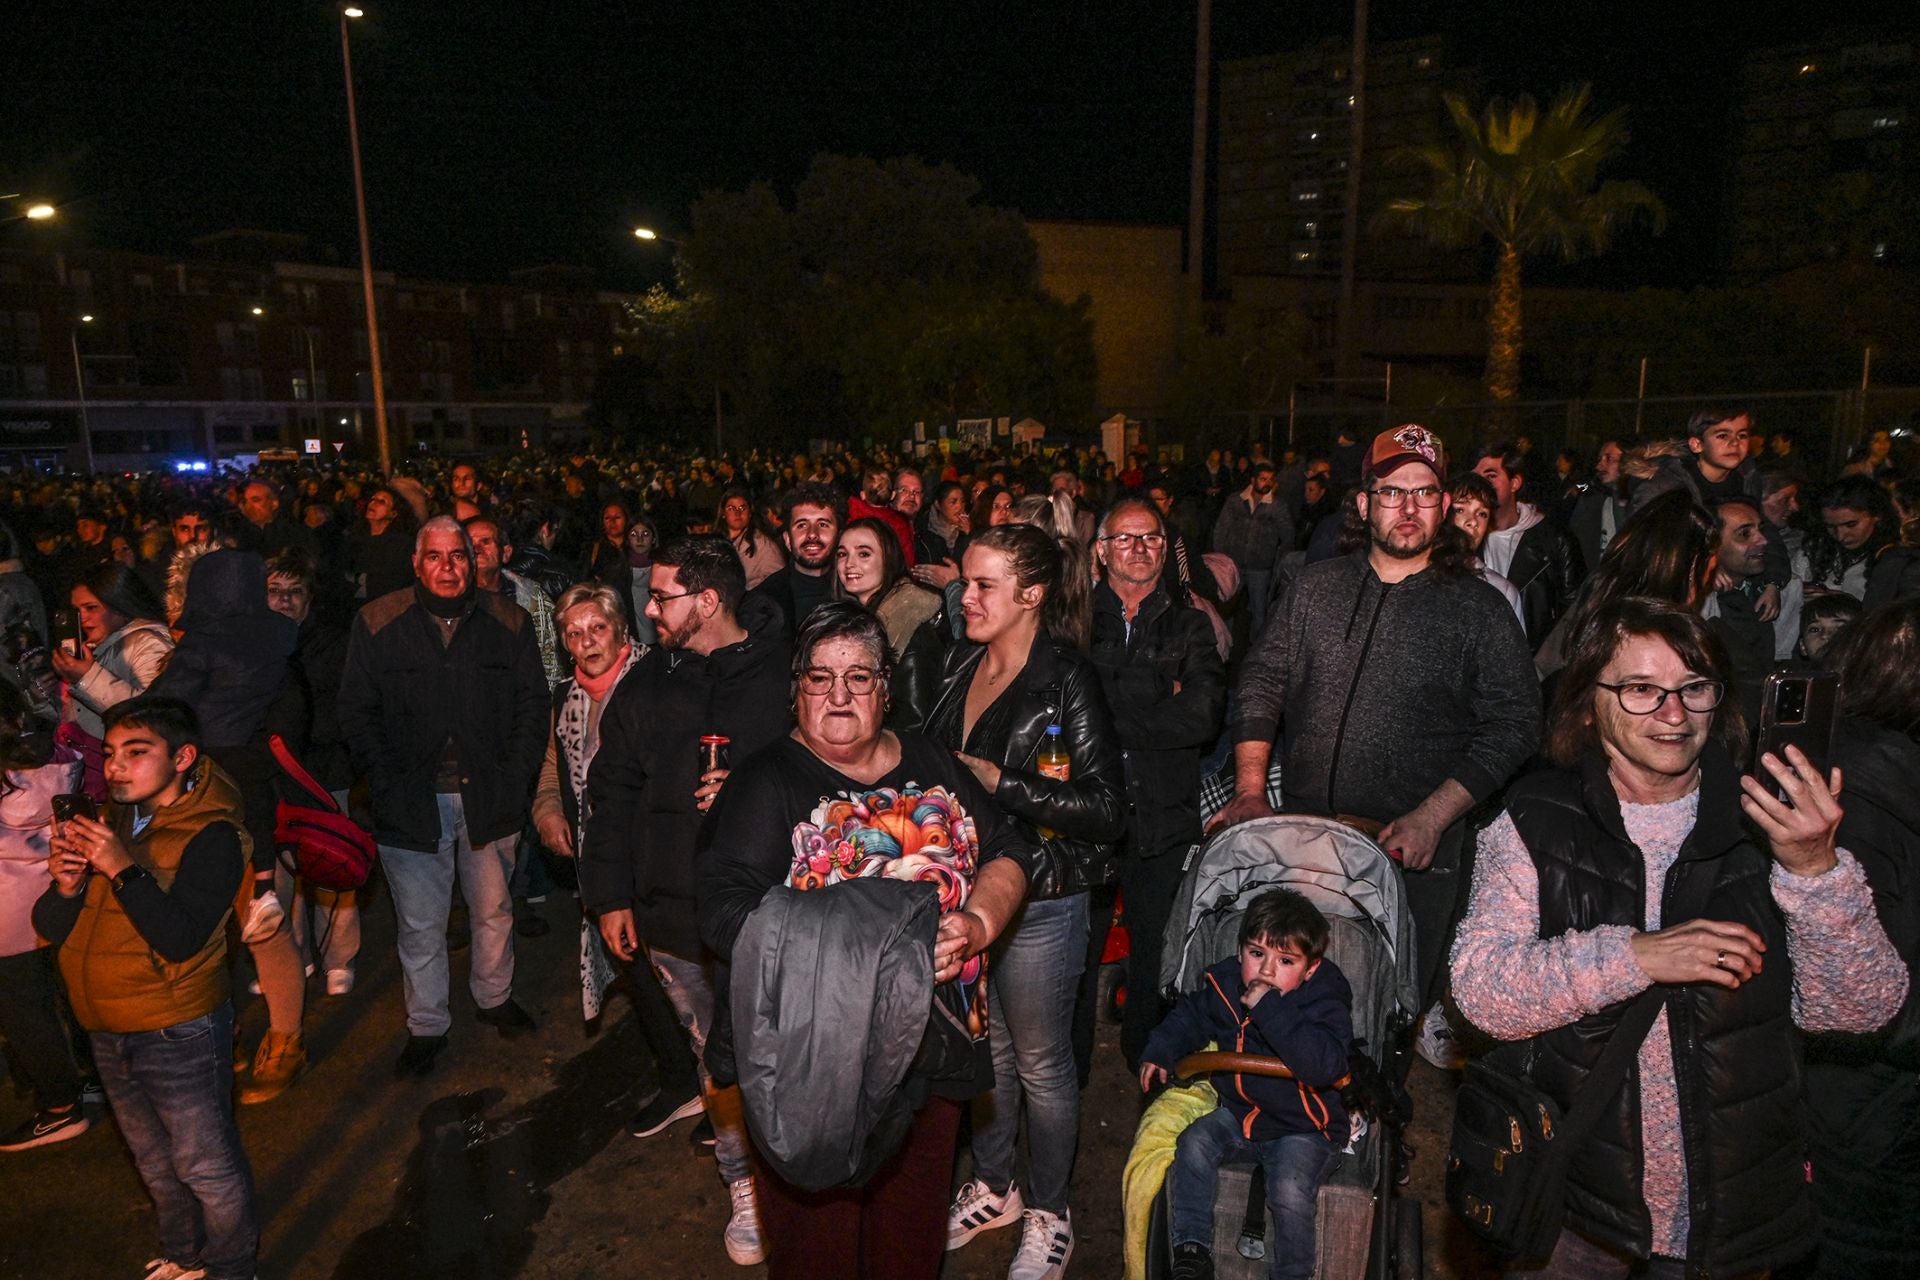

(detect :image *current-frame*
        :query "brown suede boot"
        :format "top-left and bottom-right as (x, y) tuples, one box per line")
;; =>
(236, 1030), (307, 1105)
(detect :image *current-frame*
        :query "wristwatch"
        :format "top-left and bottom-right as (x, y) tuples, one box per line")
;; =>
(110, 864), (151, 894)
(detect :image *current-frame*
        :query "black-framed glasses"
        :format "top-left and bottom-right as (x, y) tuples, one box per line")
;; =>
(798, 667), (882, 697)
(1098, 532), (1166, 551)
(1595, 680), (1725, 715)
(1368, 484), (1444, 509)
(647, 589), (696, 608)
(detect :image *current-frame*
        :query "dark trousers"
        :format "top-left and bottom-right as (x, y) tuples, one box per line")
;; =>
(618, 953), (698, 1096)
(1401, 822), (1470, 1011)
(0, 948), (86, 1110)
(756, 1095), (963, 1279)
(1120, 845), (1192, 1069)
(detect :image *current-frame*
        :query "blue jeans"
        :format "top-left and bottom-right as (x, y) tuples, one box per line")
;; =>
(381, 792), (518, 1035)
(1166, 1106), (1332, 1280)
(971, 891), (1088, 1216)
(90, 1003), (257, 1280)
(647, 945), (751, 1185)
(1244, 568), (1274, 639)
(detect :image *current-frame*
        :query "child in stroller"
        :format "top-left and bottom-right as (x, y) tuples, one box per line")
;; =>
(1140, 889), (1353, 1280)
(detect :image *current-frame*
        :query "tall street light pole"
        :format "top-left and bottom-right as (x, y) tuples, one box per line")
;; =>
(340, 6), (392, 474)
(70, 315), (95, 475)
(633, 226), (721, 454)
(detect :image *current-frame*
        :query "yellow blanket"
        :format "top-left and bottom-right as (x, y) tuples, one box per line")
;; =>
(1121, 1074), (1221, 1280)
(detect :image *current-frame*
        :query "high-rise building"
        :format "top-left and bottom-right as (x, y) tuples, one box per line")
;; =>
(1216, 34), (1479, 286)
(1723, 35), (1916, 281)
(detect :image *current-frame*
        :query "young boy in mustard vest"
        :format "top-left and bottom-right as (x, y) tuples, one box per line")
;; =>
(36, 696), (257, 1280)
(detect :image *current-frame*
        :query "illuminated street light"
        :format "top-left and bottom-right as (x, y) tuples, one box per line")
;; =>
(79, 314), (94, 324)
(25, 204), (56, 220)
(251, 305), (264, 316)
(339, 2), (392, 474)
(633, 227), (657, 240)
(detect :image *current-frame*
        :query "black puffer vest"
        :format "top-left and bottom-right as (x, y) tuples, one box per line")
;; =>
(1504, 748), (1811, 1275)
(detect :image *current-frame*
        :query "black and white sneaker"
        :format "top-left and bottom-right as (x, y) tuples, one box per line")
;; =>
(0, 1107), (90, 1152)
(1008, 1207), (1074, 1280)
(628, 1083), (702, 1138)
(946, 1177), (1024, 1250)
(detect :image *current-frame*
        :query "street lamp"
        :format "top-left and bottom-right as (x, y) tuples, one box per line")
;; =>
(25, 204), (56, 221)
(70, 315), (95, 474)
(630, 225), (718, 451)
(339, 4), (392, 474)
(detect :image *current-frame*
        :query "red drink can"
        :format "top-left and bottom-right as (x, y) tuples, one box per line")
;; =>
(698, 735), (731, 775)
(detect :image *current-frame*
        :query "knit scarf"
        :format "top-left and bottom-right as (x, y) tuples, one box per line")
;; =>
(557, 643), (642, 813)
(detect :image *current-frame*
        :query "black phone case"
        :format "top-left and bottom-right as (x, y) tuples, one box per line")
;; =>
(1755, 671), (1838, 797)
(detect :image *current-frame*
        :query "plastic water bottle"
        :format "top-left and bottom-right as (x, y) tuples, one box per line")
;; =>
(1037, 724), (1070, 781)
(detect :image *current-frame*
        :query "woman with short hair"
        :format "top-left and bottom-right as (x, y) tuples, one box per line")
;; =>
(1452, 596), (1907, 1278)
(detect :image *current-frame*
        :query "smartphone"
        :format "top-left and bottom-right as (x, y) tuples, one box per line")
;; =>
(52, 793), (98, 828)
(1754, 671), (1838, 800)
(49, 609), (77, 655)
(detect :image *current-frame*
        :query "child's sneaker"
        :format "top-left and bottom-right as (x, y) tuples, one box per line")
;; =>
(945, 1177), (1023, 1250)
(1171, 1241), (1215, 1280)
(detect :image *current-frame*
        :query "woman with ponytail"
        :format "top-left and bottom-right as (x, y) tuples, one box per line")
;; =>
(894, 523), (1124, 1275)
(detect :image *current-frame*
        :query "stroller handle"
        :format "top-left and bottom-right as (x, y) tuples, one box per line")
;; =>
(1174, 1050), (1352, 1090)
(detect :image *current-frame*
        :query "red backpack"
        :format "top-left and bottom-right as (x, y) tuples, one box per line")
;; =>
(269, 735), (377, 891)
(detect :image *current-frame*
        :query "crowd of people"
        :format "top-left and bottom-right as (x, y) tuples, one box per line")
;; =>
(0, 407), (1913, 1280)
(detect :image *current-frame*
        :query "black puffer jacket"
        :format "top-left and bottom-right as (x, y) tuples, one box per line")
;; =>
(1088, 583), (1226, 857)
(1505, 749), (1810, 1276)
(899, 628), (1126, 899)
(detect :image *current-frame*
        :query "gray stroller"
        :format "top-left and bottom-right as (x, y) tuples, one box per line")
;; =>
(1142, 814), (1423, 1280)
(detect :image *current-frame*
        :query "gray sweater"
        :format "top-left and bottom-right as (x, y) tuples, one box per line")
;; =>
(1233, 551), (1542, 822)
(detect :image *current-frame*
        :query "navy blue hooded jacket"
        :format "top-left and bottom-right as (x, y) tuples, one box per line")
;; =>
(1142, 953), (1353, 1144)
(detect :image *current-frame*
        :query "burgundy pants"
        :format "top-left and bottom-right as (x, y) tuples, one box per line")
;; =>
(755, 1095), (964, 1279)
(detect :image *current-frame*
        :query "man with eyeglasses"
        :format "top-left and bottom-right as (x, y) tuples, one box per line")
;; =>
(1090, 498), (1227, 1067)
(1210, 459), (1295, 638)
(583, 535), (790, 1181)
(1214, 425), (1541, 1070)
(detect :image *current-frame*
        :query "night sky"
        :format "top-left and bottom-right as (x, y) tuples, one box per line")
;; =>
(9, 1), (1918, 290)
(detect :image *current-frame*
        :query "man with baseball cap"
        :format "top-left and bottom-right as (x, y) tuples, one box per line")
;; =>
(1209, 458), (1294, 636)
(1212, 424), (1541, 1070)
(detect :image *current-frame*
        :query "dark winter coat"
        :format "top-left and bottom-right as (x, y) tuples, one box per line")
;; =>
(1497, 518), (1584, 648)
(580, 610), (792, 958)
(1506, 749), (1810, 1276)
(336, 585), (548, 852)
(1233, 551), (1541, 824)
(1210, 488), (1295, 574)
(1088, 583), (1226, 857)
(151, 549), (300, 751)
(899, 628), (1127, 899)
(1141, 954), (1352, 1144)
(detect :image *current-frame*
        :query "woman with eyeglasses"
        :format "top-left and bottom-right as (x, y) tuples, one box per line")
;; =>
(593, 511), (659, 647)
(1451, 596), (1907, 1279)
(895, 523), (1125, 1276)
(696, 603), (1037, 1277)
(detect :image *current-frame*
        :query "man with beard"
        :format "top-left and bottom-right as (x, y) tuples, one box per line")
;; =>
(582, 536), (790, 1260)
(745, 481), (843, 638)
(1212, 425), (1540, 1070)
(847, 463), (917, 566)
(1700, 497), (1802, 721)
(1210, 460), (1294, 636)
(337, 517), (549, 1078)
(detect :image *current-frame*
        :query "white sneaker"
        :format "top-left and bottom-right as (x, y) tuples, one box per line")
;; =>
(143, 1260), (208, 1280)
(240, 892), (285, 944)
(325, 966), (355, 996)
(1007, 1207), (1073, 1280)
(723, 1176), (764, 1266)
(1416, 1000), (1468, 1070)
(946, 1177), (1024, 1251)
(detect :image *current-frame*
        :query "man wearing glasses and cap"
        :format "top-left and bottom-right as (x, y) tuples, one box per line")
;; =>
(1211, 425), (1542, 1071)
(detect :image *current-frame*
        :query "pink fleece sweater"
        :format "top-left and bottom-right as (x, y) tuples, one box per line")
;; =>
(1452, 788), (1908, 1258)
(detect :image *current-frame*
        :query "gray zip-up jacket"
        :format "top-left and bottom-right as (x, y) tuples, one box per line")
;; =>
(1232, 551), (1541, 822)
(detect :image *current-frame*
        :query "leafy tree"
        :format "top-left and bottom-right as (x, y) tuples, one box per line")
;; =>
(1378, 85), (1665, 405)
(1164, 315), (1307, 441)
(601, 155), (1095, 447)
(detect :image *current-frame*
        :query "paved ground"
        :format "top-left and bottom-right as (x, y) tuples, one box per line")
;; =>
(0, 885), (1497, 1279)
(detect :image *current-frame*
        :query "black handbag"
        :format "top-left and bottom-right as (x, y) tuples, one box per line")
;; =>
(1445, 989), (1664, 1262)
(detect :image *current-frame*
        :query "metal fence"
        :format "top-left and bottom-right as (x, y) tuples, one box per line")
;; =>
(1161, 385), (1920, 476)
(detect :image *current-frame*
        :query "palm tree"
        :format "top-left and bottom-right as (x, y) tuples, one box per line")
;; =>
(1380, 84), (1665, 405)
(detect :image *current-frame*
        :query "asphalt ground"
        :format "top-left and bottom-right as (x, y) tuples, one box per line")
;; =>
(0, 883), (1497, 1279)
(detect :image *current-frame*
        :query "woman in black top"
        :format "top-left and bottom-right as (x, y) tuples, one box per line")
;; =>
(697, 603), (1034, 1279)
(896, 523), (1125, 1272)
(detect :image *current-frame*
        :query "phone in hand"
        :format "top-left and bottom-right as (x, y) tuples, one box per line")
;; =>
(1754, 671), (1837, 801)
(52, 793), (98, 830)
(49, 609), (78, 656)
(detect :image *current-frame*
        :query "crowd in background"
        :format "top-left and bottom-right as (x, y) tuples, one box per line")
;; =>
(0, 407), (1914, 1280)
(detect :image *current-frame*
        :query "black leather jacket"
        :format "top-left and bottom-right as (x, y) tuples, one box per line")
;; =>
(1499, 515), (1584, 648)
(896, 629), (1126, 900)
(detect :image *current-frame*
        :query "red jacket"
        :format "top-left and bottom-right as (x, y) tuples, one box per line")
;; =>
(848, 497), (917, 567)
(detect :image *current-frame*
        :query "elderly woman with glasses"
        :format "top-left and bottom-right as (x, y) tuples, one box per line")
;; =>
(697, 601), (1036, 1279)
(1451, 596), (1908, 1279)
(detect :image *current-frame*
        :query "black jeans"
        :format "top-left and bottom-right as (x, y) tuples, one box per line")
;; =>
(0, 947), (86, 1110)
(1400, 821), (1470, 1012)
(1119, 845), (1192, 1069)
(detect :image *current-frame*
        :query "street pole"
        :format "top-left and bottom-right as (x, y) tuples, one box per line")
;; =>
(340, 7), (392, 474)
(1333, 0), (1369, 393)
(69, 327), (94, 474)
(1634, 355), (1648, 438)
(1186, 0), (1211, 307)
